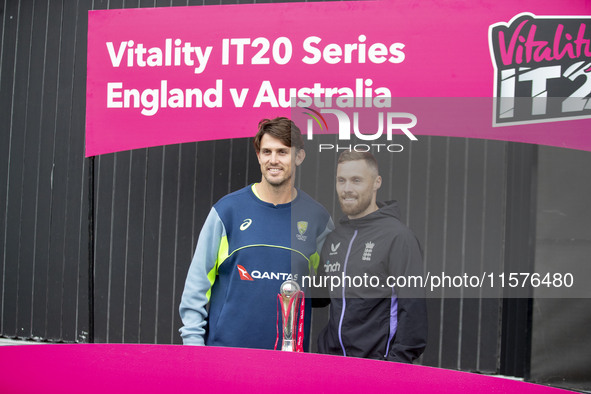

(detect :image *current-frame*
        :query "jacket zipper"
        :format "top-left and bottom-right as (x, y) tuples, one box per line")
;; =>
(338, 229), (357, 357)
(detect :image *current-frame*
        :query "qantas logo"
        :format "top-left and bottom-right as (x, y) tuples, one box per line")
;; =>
(236, 265), (298, 281)
(237, 265), (254, 281)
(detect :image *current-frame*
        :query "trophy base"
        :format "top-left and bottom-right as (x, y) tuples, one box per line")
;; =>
(281, 339), (295, 352)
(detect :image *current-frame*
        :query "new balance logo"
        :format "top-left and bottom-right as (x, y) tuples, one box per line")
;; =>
(362, 241), (375, 261)
(329, 242), (340, 256)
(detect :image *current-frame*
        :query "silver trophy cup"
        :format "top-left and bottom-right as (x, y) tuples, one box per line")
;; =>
(279, 280), (302, 351)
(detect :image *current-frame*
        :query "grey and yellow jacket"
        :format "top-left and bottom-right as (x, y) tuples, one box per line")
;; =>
(179, 184), (333, 350)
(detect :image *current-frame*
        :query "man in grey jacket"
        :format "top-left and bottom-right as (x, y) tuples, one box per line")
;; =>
(315, 150), (427, 362)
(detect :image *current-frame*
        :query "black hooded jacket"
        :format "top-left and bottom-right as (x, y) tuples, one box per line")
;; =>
(315, 201), (427, 362)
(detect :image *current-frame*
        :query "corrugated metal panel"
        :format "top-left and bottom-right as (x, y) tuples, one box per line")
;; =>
(0, 0), (90, 343)
(92, 139), (261, 344)
(0, 0), (536, 379)
(305, 136), (507, 372)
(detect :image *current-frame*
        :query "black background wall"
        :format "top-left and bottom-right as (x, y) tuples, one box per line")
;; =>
(1, 0), (91, 344)
(0, 0), (552, 386)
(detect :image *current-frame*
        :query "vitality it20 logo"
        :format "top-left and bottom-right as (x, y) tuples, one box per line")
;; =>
(489, 13), (591, 125)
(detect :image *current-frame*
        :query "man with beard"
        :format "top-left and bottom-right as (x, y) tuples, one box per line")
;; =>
(315, 150), (427, 363)
(179, 117), (333, 350)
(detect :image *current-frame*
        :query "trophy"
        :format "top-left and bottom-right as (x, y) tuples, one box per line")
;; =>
(276, 280), (305, 352)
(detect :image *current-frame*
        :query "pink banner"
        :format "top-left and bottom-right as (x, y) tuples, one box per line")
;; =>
(86, 1), (591, 156)
(0, 344), (575, 393)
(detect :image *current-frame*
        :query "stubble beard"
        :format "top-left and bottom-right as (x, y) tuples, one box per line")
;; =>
(339, 193), (372, 218)
(263, 168), (292, 190)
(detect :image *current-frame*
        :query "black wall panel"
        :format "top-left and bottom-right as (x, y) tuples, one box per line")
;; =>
(303, 136), (508, 372)
(501, 143), (538, 378)
(0, 0), (539, 382)
(1, 0), (90, 343)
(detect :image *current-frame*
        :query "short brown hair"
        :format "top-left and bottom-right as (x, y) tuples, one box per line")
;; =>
(337, 150), (379, 174)
(253, 117), (304, 153)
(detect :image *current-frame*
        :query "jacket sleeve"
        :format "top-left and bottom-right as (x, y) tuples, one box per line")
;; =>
(311, 236), (332, 308)
(178, 208), (226, 345)
(386, 230), (428, 363)
(311, 218), (334, 308)
(317, 217), (335, 255)
(309, 217), (335, 275)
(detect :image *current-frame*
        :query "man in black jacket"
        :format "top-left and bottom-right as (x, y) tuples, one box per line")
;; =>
(315, 150), (427, 363)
